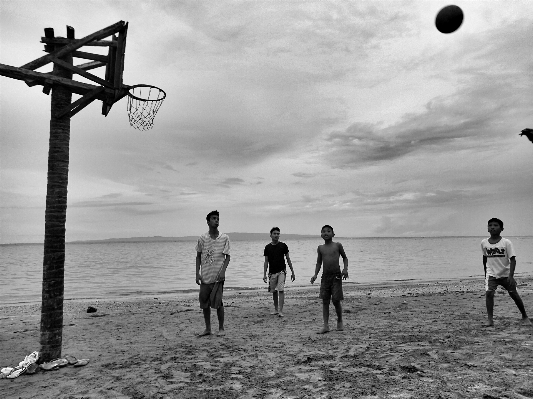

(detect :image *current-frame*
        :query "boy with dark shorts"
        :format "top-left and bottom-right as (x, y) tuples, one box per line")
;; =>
(310, 225), (349, 334)
(195, 210), (231, 336)
(263, 227), (296, 317)
(482, 218), (531, 327)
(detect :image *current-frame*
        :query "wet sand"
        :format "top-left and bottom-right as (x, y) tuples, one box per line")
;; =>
(1, 277), (533, 398)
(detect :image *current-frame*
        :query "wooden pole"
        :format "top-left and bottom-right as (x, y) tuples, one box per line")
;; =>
(39, 38), (73, 362)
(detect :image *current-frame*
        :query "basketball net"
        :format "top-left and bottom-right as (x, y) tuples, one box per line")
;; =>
(126, 85), (166, 130)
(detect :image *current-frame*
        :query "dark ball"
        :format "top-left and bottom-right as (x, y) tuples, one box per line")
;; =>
(435, 5), (464, 34)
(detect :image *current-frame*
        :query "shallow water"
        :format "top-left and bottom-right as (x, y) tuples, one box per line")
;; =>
(1, 236), (532, 305)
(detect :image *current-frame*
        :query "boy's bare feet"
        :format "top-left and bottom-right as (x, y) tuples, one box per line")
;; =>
(270, 310), (278, 315)
(317, 326), (330, 334)
(198, 330), (211, 337)
(216, 329), (226, 336)
(520, 317), (532, 326)
(484, 319), (494, 327)
(336, 321), (344, 331)
(278, 312), (284, 317)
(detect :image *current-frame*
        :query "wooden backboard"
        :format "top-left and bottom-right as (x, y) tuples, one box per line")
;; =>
(0, 21), (130, 118)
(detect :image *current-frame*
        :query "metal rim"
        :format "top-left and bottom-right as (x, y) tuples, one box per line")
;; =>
(126, 84), (166, 102)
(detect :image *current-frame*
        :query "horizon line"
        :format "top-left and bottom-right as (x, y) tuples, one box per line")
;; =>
(3, 233), (531, 246)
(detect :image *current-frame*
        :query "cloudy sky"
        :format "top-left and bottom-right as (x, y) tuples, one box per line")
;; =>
(1, 0), (532, 244)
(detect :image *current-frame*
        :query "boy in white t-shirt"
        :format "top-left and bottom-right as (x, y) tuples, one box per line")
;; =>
(481, 218), (531, 327)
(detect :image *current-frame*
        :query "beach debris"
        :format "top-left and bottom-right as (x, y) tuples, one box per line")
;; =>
(87, 306), (97, 313)
(399, 364), (423, 374)
(296, 354), (316, 364)
(1, 351), (39, 379)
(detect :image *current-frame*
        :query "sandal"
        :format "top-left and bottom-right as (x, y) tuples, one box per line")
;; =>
(6, 367), (27, 379)
(25, 363), (40, 375)
(64, 354), (78, 365)
(40, 358), (68, 371)
(73, 359), (90, 367)
(1, 367), (14, 378)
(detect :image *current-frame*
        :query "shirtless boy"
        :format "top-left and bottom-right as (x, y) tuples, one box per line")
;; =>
(310, 225), (349, 334)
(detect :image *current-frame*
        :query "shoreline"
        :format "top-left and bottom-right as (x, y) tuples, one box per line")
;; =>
(2, 273), (532, 308)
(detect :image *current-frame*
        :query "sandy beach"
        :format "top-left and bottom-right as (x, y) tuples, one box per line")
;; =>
(2, 277), (533, 399)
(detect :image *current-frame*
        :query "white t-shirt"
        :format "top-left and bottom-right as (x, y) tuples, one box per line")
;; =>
(195, 232), (231, 284)
(481, 237), (516, 278)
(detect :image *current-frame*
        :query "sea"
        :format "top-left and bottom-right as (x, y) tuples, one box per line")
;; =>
(1, 237), (532, 306)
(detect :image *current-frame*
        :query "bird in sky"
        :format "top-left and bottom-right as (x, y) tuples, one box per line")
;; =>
(519, 128), (533, 143)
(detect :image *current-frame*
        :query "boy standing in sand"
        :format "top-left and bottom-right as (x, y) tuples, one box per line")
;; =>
(263, 227), (296, 317)
(195, 210), (231, 336)
(482, 218), (531, 327)
(310, 225), (348, 334)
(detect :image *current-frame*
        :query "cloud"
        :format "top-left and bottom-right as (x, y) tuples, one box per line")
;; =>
(357, 188), (481, 209)
(293, 172), (316, 178)
(2, 1), (533, 242)
(217, 178), (245, 188)
(71, 200), (153, 208)
(179, 190), (199, 196)
(321, 32), (532, 169)
(160, 1), (413, 75)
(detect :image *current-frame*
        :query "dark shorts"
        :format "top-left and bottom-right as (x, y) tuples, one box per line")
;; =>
(320, 273), (344, 302)
(485, 275), (517, 293)
(199, 281), (224, 309)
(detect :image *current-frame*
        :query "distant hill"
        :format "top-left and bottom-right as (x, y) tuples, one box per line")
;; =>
(69, 232), (319, 244)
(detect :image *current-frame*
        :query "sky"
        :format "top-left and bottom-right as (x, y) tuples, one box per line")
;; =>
(1, 0), (532, 244)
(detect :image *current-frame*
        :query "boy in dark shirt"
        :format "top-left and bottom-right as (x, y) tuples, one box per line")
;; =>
(263, 227), (295, 317)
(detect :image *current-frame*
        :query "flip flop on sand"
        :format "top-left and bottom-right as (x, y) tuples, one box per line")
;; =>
(64, 354), (78, 365)
(25, 363), (39, 375)
(6, 367), (27, 379)
(73, 359), (90, 367)
(1, 367), (14, 378)
(40, 358), (68, 371)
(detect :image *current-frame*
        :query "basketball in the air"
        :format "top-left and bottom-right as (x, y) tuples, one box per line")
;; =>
(435, 5), (464, 34)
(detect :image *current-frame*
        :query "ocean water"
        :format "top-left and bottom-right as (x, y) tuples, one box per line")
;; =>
(1, 237), (532, 305)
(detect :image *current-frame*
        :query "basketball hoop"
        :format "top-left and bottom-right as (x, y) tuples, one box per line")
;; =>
(126, 84), (166, 130)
